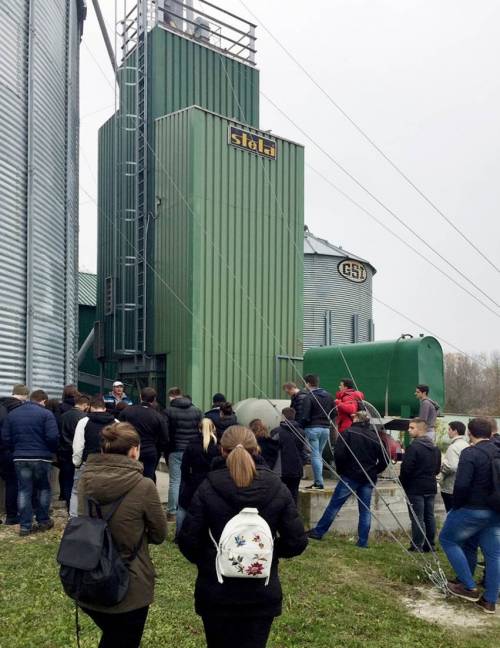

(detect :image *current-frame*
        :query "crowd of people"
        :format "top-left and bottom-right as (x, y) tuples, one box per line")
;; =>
(0, 374), (499, 647)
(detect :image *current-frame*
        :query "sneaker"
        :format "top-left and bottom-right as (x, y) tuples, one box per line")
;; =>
(408, 545), (423, 553)
(19, 528), (31, 537)
(37, 519), (55, 532)
(305, 483), (324, 490)
(306, 529), (323, 540)
(422, 544), (436, 553)
(4, 517), (20, 525)
(476, 597), (496, 614)
(447, 581), (481, 602)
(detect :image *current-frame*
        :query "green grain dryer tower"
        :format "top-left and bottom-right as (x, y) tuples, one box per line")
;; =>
(96, 1), (304, 406)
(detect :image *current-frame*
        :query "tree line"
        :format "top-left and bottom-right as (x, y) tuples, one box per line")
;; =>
(445, 352), (500, 415)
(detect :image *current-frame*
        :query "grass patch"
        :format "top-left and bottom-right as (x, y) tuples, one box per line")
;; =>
(0, 525), (498, 647)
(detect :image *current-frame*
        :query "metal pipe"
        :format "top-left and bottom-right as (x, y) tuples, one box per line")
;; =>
(92, 0), (119, 76)
(25, 0), (35, 389)
(77, 328), (95, 366)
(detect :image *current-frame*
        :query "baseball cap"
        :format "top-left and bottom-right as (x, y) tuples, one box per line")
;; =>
(12, 384), (29, 396)
(113, 381), (124, 388)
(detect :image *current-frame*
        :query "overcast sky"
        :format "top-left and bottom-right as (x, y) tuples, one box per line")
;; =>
(79, 0), (500, 356)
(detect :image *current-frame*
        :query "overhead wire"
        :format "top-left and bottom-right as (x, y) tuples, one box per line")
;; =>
(237, 0), (500, 276)
(261, 89), (500, 312)
(306, 162), (500, 322)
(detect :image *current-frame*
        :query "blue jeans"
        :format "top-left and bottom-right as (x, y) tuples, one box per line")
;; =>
(14, 460), (52, 531)
(305, 427), (329, 486)
(167, 451), (183, 514)
(314, 476), (374, 546)
(69, 466), (82, 518)
(407, 494), (436, 550)
(440, 507), (500, 604)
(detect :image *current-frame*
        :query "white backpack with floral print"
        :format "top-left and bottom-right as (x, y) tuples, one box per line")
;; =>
(209, 507), (274, 585)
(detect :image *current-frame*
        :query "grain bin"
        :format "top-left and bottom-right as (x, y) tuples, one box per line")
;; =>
(0, 1), (85, 396)
(304, 227), (375, 349)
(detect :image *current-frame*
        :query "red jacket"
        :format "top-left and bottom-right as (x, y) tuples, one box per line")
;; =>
(335, 389), (365, 433)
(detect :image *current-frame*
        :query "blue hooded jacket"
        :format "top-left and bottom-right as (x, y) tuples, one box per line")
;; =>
(2, 401), (59, 460)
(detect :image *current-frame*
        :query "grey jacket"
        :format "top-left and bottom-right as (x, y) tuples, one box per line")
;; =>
(439, 435), (469, 494)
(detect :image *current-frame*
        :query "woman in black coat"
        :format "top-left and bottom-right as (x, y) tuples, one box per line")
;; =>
(178, 425), (307, 648)
(177, 418), (220, 531)
(249, 418), (280, 471)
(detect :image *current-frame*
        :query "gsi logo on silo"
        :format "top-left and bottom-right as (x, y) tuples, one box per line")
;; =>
(338, 259), (367, 283)
(228, 125), (277, 160)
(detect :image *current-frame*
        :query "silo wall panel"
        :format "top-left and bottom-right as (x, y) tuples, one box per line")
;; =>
(29, 0), (75, 394)
(150, 27), (259, 126)
(0, 2), (29, 394)
(154, 107), (304, 407)
(304, 255), (374, 349)
(153, 110), (194, 390)
(97, 115), (117, 360)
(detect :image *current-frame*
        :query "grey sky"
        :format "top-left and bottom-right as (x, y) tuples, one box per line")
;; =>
(79, 0), (500, 355)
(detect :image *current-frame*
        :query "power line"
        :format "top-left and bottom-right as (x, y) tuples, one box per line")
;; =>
(238, 0), (500, 275)
(261, 90), (500, 312)
(306, 162), (500, 321)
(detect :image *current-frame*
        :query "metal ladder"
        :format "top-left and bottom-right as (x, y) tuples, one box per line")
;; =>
(114, 0), (152, 356)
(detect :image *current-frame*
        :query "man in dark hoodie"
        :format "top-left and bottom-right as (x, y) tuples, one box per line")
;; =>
(204, 395), (238, 441)
(164, 387), (202, 521)
(0, 384), (29, 524)
(308, 411), (389, 545)
(270, 407), (307, 503)
(119, 387), (170, 482)
(440, 418), (500, 614)
(400, 418), (441, 551)
(70, 396), (116, 517)
(58, 394), (90, 510)
(299, 374), (335, 490)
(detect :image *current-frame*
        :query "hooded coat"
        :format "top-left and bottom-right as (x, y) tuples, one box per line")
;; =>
(164, 397), (202, 452)
(400, 435), (441, 495)
(204, 408), (238, 441)
(334, 421), (389, 484)
(177, 457), (307, 618)
(77, 453), (167, 613)
(335, 388), (365, 433)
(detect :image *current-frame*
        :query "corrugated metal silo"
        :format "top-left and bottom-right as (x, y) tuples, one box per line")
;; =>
(0, 0), (85, 396)
(304, 227), (376, 350)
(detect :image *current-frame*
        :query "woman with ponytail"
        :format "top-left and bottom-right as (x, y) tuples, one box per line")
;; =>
(177, 418), (220, 531)
(178, 425), (307, 648)
(77, 422), (167, 648)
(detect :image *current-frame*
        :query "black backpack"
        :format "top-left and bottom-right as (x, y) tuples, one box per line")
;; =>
(57, 496), (141, 607)
(477, 444), (500, 513)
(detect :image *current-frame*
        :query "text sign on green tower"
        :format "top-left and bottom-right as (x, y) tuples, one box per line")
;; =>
(228, 125), (277, 160)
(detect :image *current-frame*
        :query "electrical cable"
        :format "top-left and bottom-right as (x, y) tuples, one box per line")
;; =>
(237, 0), (500, 276)
(261, 90), (500, 312)
(305, 162), (500, 321)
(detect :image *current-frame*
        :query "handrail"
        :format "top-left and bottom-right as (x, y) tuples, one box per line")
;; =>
(199, 0), (257, 28)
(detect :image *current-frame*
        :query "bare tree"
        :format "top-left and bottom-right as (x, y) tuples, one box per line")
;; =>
(445, 352), (500, 415)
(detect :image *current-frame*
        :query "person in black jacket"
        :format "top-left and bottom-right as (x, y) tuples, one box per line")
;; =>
(70, 396), (116, 517)
(178, 425), (307, 648)
(439, 418), (500, 613)
(400, 418), (441, 552)
(0, 384), (29, 524)
(283, 383), (308, 426)
(178, 418), (220, 532)
(205, 398), (238, 441)
(164, 387), (202, 521)
(308, 412), (389, 545)
(270, 408), (307, 503)
(299, 374), (335, 490)
(119, 387), (169, 482)
(58, 394), (90, 510)
(249, 419), (280, 471)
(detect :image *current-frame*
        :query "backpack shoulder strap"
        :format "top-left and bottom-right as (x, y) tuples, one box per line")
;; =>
(87, 495), (126, 521)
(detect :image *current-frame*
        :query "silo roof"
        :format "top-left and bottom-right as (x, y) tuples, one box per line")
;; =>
(78, 272), (97, 306)
(304, 227), (376, 274)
